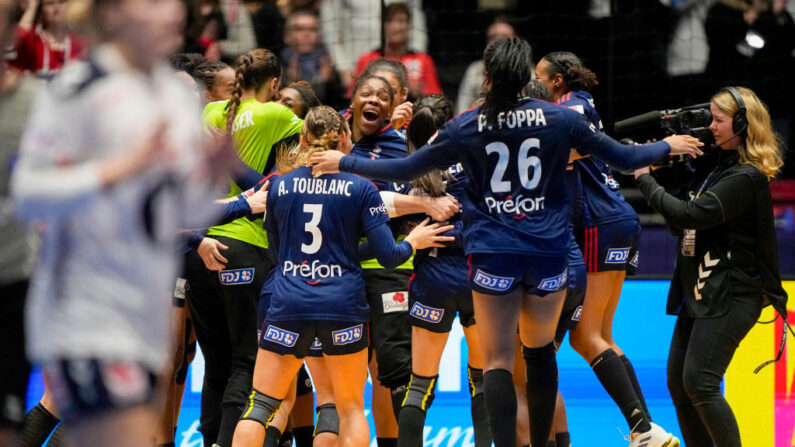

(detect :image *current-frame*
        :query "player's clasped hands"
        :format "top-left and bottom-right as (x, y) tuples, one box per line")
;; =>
(404, 218), (456, 250)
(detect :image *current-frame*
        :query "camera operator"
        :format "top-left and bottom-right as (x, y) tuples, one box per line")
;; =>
(633, 86), (787, 447)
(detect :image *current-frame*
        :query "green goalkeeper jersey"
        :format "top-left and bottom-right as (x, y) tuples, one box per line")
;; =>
(204, 99), (303, 248)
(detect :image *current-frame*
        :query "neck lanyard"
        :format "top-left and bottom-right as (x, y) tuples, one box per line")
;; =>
(695, 165), (720, 198)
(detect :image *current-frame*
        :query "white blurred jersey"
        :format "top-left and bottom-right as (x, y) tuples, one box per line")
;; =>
(12, 45), (220, 372)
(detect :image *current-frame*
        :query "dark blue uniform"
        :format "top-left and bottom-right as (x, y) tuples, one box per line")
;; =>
(260, 166), (412, 357)
(338, 98), (671, 296)
(408, 163), (475, 332)
(559, 91), (641, 274)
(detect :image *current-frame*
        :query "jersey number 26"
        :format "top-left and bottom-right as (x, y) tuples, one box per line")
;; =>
(486, 138), (541, 193)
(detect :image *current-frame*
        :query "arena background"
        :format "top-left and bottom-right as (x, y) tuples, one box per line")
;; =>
(24, 281), (795, 446)
(20, 0), (795, 445)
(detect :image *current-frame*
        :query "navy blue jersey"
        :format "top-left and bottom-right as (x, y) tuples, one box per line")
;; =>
(339, 97), (671, 257)
(264, 166), (390, 322)
(559, 91), (636, 226)
(413, 163), (468, 263)
(349, 125), (410, 194)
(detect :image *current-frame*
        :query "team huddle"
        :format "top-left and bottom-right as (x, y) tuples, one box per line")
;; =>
(11, 12), (711, 446)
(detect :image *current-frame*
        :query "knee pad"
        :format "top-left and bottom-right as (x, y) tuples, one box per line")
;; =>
(315, 403), (339, 435)
(239, 389), (283, 428)
(467, 365), (484, 397)
(401, 373), (438, 412)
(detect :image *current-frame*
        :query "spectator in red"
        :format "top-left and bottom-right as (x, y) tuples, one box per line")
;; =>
(8, 0), (84, 78)
(352, 3), (441, 99)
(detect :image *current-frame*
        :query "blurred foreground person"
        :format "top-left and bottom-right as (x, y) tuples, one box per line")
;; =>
(10, 0), (229, 446)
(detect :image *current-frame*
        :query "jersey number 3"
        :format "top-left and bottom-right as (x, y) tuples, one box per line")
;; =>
(485, 138), (541, 193)
(301, 204), (323, 254)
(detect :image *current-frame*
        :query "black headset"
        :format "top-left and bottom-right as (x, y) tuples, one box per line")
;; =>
(721, 86), (748, 138)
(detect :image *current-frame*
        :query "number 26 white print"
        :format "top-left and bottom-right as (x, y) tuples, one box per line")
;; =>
(485, 138), (541, 192)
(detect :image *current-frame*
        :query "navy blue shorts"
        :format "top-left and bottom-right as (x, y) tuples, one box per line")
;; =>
(467, 253), (568, 296)
(259, 320), (369, 358)
(577, 219), (641, 273)
(556, 261), (586, 344)
(409, 256), (475, 333)
(42, 359), (158, 421)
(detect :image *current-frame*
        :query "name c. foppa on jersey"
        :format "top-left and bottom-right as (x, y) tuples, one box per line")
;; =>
(477, 108), (547, 132)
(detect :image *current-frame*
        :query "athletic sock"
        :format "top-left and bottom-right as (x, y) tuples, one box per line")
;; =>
(523, 343), (558, 447)
(18, 403), (60, 447)
(215, 404), (243, 447)
(263, 426), (282, 447)
(45, 422), (64, 446)
(280, 429), (293, 447)
(555, 431), (571, 447)
(590, 349), (650, 433)
(377, 437), (397, 447)
(397, 406), (427, 447)
(292, 426), (314, 447)
(467, 366), (491, 447)
(545, 442), (557, 447)
(483, 368), (517, 447)
(620, 355), (651, 422)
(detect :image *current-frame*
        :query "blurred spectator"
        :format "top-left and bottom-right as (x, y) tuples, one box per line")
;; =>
(280, 9), (343, 107)
(456, 16), (516, 113)
(183, 0), (227, 60)
(8, 0), (85, 78)
(705, 0), (794, 166)
(218, 0), (257, 61)
(321, 0), (427, 88)
(250, 0), (319, 54)
(352, 3), (440, 99)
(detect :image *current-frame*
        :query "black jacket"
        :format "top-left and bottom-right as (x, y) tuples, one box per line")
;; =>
(637, 151), (787, 319)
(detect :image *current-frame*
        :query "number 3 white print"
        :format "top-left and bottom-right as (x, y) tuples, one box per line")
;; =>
(301, 204), (323, 254)
(485, 138), (542, 193)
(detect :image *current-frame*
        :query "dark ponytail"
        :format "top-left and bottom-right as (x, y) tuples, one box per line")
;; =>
(482, 37), (533, 126)
(225, 48), (282, 133)
(194, 60), (230, 92)
(406, 95), (454, 197)
(542, 51), (598, 92)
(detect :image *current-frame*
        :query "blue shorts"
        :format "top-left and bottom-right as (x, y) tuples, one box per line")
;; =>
(409, 256), (475, 333)
(467, 253), (568, 296)
(259, 320), (369, 358)
(42, 359), (158, 421)
(577, 219), (641, 273)
(556, 261), (586, 344)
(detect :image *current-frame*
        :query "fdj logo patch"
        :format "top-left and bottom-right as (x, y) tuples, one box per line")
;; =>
(410, 302), (444, 323)
(538, 270), (568, 291)
(264, 325), (298, 347)
(332, 324), (363, 345)
(219, 268), (255, 285)
(473, 269), (514, 292)
(310, 337), (323, 350)
(605, 248), (630, 264)
(571, 305), (583, 321)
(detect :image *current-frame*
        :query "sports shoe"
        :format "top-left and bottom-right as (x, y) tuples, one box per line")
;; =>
(627, 422), (681, 447)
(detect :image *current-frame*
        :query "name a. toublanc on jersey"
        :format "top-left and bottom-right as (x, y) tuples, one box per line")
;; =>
(278, 178), (354, 197)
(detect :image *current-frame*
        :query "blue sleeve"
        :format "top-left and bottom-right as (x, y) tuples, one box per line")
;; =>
(215, 195), (252, 224)
(363, 223), (414, 269)
(185, 230), (205, 251)
(340, 124), (461, 183)
(360, 181), (391, 232)
(356, 240), (375, 261)
(569, 112), (671, 171)
(233, 156), (264, 190)
(444, 220), (464, 248)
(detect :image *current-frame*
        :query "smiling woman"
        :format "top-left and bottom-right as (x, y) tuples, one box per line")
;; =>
(350, 74), (395, 142)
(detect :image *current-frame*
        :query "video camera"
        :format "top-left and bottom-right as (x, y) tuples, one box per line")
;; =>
(614, 103), (714, 146)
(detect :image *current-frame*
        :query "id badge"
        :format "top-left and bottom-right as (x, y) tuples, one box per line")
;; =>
(681, 229), (696, 257)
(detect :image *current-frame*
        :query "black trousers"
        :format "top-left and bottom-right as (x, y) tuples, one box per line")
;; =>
(185, 236), (272, 446)
(667, 291), (762, 447)
(0, 281), (30, 428)
(363, 268), (413, 389)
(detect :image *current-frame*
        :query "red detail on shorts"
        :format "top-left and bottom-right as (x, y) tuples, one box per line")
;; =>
(585, 226), (599, 273)
(408, 273), (416, 291)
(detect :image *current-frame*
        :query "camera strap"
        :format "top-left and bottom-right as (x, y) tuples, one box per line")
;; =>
(682, 166), (721, 257)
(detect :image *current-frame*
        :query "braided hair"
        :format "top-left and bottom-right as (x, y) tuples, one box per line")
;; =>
(194, 60), (231, 92)
(481, 37), (533, 126)
(542, 51), (598, 93)
(226, 48), (282, 133)
(406, 94), (454, 197)
(284, 81), (321, 119)
(277, 106), (349, 174)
